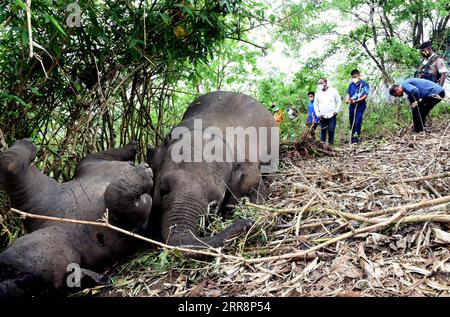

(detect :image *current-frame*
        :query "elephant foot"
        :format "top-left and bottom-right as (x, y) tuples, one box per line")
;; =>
(167, 219), (255, 256)
(213, 219), (255, 244)
(0, 139), (36, 178)
(105, 164), (153, 232)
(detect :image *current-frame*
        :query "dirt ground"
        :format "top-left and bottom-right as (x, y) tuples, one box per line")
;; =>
(70, 123), (450, 297)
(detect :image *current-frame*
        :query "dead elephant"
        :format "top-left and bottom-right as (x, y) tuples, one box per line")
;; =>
(148, 91), (278, 249)
(0, 140), (153, 296)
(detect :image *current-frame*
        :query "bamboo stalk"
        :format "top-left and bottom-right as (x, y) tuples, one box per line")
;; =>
(321, 208), (450, 224)
(399, 172), (450, 183)
(247, 197), (450, 223)
(244, 208), (407, 264)
(26, 0), (33, 59)
(295, 197), (315, 236)
(362, 195), (450, 217)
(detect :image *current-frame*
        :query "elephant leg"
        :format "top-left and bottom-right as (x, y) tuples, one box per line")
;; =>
(76, 142), (138, 178)
(0, 226), (82, 297)
(104, 164), (153, 232)
(167, 219), (254, 251)
(0, 139), (36, 184)
(84, 141), (138, 162)
(0, 139), (59, 211)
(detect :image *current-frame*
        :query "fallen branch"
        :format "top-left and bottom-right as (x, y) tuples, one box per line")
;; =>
(246, 202), (320, 216)
(295, 197), (316, 236)
(397, 172), (450, 184)
(362, 195), (450, 217)
(10, 208), (243, 261)
(244, 209), (407, 264)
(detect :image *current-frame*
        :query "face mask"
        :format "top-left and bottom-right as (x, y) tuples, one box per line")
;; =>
(352, 78), (359, 84)
(421, 51), (430, 58)
(318, 84), (324, 91)
(309, 97), (314, 101)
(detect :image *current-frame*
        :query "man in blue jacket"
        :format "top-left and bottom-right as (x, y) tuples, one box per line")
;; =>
(346, 69), (370, 144)
(389, 78), (446, 132)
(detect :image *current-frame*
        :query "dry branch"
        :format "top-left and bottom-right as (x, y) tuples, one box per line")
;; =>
(26, 0), (33, 59)
(362, 195), (450, 217)
(244, 209), (408, 264)
(398, 172), (450, 184)
(10, 208), (243, 261)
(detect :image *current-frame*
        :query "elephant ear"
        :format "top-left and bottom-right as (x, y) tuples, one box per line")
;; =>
(163, 133), (172, 146)
(147, 133), (176, 171)
(230, 163), (263, 199)
(147, 146), (158, 162)
(229, 163), (245, 193)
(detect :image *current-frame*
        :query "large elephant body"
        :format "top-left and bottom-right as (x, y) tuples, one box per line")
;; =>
(148, 91), (278, 248)
(0, 140), (153, 296)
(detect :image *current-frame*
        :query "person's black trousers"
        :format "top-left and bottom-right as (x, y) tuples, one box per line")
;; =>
(412, 90), (445, 132)
(320, 116), (336, 145)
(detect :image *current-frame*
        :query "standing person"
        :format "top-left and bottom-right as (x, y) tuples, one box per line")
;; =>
(314, 78), (342, 145)
(271, 102), (284, 126)
(287, 106), (298, 120)
(389, 78), (445, 132)
(415, 41), (447, 86)
(306, 91), (318, 138)
(346, 69), (370, 144)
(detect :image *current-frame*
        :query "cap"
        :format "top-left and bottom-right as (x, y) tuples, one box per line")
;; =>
(419, 41), (432, 50)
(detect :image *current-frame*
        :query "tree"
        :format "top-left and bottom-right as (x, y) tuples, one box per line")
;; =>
(275, 0), (449, 85)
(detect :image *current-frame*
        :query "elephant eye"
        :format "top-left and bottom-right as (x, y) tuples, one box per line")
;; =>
(159, 180), (170, 196)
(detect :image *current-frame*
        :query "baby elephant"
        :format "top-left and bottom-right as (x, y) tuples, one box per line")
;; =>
(0, 139), (153, 296)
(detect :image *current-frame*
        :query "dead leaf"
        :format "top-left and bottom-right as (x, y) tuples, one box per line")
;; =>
(392, 263), (404, 278)
(185, 279), (208, 297)
(401, 263), (432, 276)
(366, 233), (391, 249)
(331, 254), (362, 279)
(301, 257), (320, 279)
(432, 228), (450, 244)
(425, 279), (450, 291)
(358, 246), (383, 288)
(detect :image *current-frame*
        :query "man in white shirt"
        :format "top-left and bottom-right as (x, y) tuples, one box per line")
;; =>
(314, 78), (342, 145)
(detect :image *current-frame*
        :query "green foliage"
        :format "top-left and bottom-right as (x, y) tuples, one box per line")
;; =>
(0, 0), (265, 180)
(276, 0), (449, 86)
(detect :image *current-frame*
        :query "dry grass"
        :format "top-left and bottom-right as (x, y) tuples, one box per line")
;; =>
(89, 122), (450, 298)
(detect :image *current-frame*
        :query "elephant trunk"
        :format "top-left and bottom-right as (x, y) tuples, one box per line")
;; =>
(162, 191), (210, 247)
(162, 191), (253, 249)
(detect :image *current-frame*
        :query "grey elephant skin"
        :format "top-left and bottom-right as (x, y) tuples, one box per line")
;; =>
(0, 140), (153, 296)
(147, 91), (277, 249)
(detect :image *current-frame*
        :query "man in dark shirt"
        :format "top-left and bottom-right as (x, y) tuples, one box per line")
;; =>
(389, 78), (446, 132)
(346, 69), (370, 144)
(415, 41), (447, 86)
